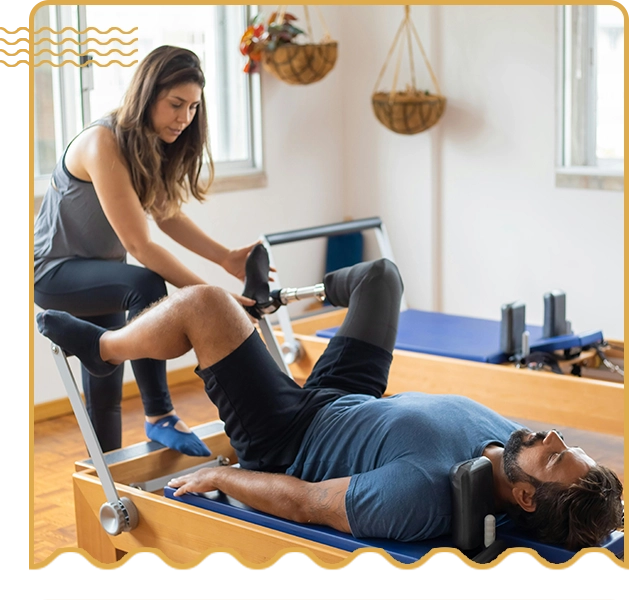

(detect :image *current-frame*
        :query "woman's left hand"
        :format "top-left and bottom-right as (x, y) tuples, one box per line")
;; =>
(222, 242), (275, 282)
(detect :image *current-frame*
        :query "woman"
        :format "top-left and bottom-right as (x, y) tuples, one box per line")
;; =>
(34, 45), (259, 456)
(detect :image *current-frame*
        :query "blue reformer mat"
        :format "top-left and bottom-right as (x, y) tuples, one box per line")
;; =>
(164, 487), (623, 564)
(316, 309), (604, 364)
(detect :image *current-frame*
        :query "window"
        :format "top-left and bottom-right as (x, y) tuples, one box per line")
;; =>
(33, 4), (263, 200)
(557, 5), (624, 190)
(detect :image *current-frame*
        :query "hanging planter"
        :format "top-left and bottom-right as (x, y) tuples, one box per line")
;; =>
(372, 6), (446, 135)
(240, 6), (337, 85)
(262, 40), (337, 86)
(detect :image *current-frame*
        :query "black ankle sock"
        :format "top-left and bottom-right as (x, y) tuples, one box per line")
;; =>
(36, 310), (118, 377)
(242, 244), (272, 319)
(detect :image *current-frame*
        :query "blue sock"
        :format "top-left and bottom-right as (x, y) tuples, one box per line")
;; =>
(145, 415), (211, 457)
(36, 310), (118, 378)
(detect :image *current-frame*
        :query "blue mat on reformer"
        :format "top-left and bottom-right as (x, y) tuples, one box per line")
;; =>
(316, 309), (604, 364)
(164, 487), (623, 563)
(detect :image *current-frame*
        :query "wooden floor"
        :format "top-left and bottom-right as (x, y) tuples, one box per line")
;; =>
(32, 378), (624, 564)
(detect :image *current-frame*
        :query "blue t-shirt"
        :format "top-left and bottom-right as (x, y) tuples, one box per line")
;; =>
(286, 393), (520, 542)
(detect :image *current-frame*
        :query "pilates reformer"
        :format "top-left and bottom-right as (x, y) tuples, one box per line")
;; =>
(46, 217), (623, 564)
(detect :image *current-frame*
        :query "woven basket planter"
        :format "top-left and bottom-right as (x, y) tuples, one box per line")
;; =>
(372, 90), (446, 135)
(262, 41), (337, 85)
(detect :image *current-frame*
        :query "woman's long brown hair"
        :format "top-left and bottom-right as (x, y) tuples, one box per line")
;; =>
(110, 45), (213, 220)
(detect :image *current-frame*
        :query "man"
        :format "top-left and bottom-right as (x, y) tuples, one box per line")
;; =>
(37, 255), (623, 550)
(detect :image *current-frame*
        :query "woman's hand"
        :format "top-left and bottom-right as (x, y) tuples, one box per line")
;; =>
(221, 242), (259, 281)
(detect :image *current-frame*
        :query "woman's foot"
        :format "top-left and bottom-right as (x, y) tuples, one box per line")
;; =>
(36, 310), (119, 377)
(145, 415), (211, 457)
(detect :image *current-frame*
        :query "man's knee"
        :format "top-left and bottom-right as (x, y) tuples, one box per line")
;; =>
(365, 259), (404, 295)
(176, 285), (254, 367)
(360, 258), (404, 296)
(176, 284), (238, 317)
(324, 258), (404, 308)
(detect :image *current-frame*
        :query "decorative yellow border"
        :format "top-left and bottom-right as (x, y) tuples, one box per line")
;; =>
(35, 594), (610, 600)
(32, 545), (627, 571)
(25, 0), (628, 572)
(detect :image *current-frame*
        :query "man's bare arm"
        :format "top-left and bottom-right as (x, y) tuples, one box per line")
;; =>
(169, 467), (351, 533)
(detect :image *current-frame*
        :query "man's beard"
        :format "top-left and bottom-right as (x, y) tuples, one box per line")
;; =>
(503, 429), (562, 483)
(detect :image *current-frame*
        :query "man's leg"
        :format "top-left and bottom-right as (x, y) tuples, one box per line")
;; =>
(37, 285), (254, 377)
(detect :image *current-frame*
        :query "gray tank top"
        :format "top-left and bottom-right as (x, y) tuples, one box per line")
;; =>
(34, 116), (127, 283)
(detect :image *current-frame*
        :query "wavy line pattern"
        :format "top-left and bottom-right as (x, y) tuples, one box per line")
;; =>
(33, 37), (138, 46)
(33, 26), (138, 35)
(33, 48), (138, 57)
(33, 59), (138, 67)
(0, 38), (29, 45)
(0, 59), (29, 67)
(0, 48), (28, 55)
(0, 27), (29, 34)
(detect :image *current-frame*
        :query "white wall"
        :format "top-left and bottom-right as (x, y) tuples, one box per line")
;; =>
(339, 5), (624, 336)
(34, 4), (624, 405)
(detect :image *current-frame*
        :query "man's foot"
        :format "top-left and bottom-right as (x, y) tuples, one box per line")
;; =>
(242, 243), (272, 319)
(36, 310), (119, 377)
(145, 415), (211, 457)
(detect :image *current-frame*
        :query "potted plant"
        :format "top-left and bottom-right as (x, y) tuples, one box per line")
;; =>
(240, 8), (337, 85)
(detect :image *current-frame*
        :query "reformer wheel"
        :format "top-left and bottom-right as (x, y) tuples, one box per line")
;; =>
(99, 497), (139, 535)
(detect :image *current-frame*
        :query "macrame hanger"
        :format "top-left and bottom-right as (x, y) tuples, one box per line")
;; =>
(275, 5), (287, 25)
(276, 5), (332, 43)
(373, 5), (442, 98)
(390, 28), (406, 100)
(314, 6), (332, 42)
(303, 5), (314, 42)
(405, 6), (417, 91)
(409, 12), (442, 96)
(373, 17), (407, 94)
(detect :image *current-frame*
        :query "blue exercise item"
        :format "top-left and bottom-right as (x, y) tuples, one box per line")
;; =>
(316, 309), (604, 364)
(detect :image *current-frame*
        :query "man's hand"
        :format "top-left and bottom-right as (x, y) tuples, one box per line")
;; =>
(169, 467), (218, 497)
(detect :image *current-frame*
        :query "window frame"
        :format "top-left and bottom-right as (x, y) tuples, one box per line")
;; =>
(33, 3), (265, 203)
(555, 5), (624, 191)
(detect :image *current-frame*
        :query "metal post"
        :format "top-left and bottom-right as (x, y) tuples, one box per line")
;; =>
(50, 344), (138, 535)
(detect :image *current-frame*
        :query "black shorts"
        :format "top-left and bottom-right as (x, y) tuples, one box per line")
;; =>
(195, 329), (393, 472)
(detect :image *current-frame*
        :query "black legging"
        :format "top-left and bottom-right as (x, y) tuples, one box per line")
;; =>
(35, 259), (173, 451)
